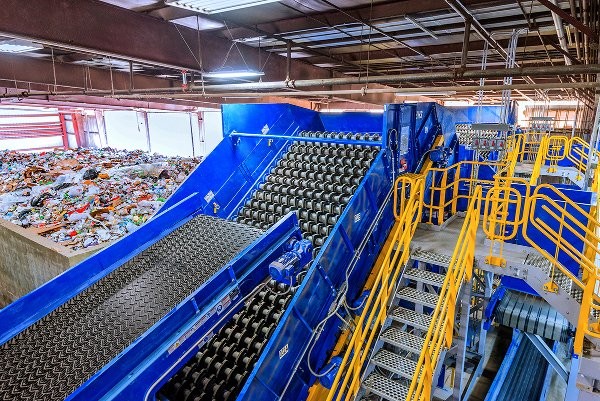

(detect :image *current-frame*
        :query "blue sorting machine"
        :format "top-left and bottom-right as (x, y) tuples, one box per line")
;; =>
(0, 102), (451, 401)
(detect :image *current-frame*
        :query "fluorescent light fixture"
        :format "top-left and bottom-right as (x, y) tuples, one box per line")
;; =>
(203, 70), (265, 79)
(444, 100), (473, 107)
(166, 0), (281, 14)
(395, 91), (457, 97)
(0, 39), (43, 53)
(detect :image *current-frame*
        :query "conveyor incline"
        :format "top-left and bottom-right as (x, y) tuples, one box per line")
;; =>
(0, 216), (262, 401)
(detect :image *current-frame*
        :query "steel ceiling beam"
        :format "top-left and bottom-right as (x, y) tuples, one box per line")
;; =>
(536, 0), (599, 40)
(7, 64), (600, 95)
(0, 0), (333, 82)
(301, 35), (553, 65)
(222, 0), (508, 38)
(444, 0), (509, 59)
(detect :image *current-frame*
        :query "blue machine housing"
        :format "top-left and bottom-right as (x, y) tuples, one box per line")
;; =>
(234, 103), (447, 401)
(0, 102), (447, 401)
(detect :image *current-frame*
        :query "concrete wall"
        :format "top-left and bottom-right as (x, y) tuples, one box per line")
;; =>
(0, 219), (102, 308)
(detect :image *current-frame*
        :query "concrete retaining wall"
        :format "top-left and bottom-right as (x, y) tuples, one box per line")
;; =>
(0, 219), (103, 308)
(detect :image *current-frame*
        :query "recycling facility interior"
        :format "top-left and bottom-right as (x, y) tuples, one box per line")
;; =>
(0, 1), (599, 401)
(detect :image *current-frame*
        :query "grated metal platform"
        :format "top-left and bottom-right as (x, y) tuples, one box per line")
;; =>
(0, 215), (262, 401)
(362, 373), (409, 401)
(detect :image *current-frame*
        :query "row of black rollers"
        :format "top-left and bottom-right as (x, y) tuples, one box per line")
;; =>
(237, 139), (379, 252)
(298, 131), (381, 143)
(160, 131), (380, 401)
(159, 281), (297, 401)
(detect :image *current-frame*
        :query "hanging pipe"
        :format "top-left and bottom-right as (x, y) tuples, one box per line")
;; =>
(2, 64), (600, 99)
(549, 0), (573, 65)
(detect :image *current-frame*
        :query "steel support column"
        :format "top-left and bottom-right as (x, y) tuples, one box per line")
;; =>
(453, 283), (472, 400)
(584, 96), (600, 185)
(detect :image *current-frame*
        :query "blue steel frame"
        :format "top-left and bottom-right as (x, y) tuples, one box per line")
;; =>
(0, 102), (439, 401)
(236, 103), (443, 401)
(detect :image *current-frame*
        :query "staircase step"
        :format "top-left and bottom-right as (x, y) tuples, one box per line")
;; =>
(372, 349), (417, 380)
(381, 327), (425, 354)
(362, 373), (409, 401)
(390, 307), (432, 331)
(524, 252), (583, 300)
(412, 248), (451, 267)
(396, 287), (439, 309)
(404, 267), (446, 287)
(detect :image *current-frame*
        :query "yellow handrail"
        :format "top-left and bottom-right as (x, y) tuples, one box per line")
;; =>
(423, 160), (529, 226)
(526, 134), (598, 184)
(325, 174), (424, 401)
(406, 186), (482, 401)
(522, 184), (600, 354)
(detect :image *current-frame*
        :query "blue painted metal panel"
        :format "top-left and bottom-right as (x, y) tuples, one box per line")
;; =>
(319, 112), (383, 132)
(222, 104), (324, 138)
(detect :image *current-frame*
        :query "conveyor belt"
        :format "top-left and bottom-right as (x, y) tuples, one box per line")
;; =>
(0, 216), (262, 401)
(494, 290), (571, 342)
(159, 280), (295, 401)
(162, 131), (380, 400)
(489, 334), (549, 401)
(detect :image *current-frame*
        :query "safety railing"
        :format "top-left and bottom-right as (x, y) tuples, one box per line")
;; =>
(522, 184), (600, 354)
(527, 134), (598, 185)
(516, 132), (545, 163)
(568, 136), (599, 175)
(325, 174), (424, 401)
(406, 186), (482, 401)
(422, 160), (529, 226)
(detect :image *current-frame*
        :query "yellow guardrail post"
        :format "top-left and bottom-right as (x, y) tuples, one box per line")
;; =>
(522, 184), (600, 355)
(530, 136), (548, 185)
(406, 186), (482, 401)
(325, 174), (424, 401)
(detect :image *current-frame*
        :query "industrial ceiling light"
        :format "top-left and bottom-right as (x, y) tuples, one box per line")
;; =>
(203, 70), (265, 79)
(0, 39), (43, 53)
(166, 0), (281, 14)
(444, 100), (473, 107)
(395, 91), (457, 96)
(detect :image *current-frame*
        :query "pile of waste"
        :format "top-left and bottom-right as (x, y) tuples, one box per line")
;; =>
(0, 148), (200, 250)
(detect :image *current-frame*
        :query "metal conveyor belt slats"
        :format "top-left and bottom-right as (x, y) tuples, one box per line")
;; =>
(0, 216), (262, 401)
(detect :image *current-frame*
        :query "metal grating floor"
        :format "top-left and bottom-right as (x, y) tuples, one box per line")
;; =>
(0, 216), (262, 401)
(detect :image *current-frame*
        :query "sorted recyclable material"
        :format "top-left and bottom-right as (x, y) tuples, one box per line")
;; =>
(0, 148), (200, 250)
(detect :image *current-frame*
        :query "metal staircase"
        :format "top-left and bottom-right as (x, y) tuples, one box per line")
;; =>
(361, 254), (448, 401)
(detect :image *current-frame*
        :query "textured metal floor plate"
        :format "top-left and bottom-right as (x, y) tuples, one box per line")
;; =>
(362, 373), (409, 401)
(396, 287), (439, 309)
(372, 349), (417, 379)
(381, 327), (425, 354)
(0, 216), (262, 401)
(411, 249), (451, 267)
(390, 307), (432, 331)
(404, 268), (446, 287)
